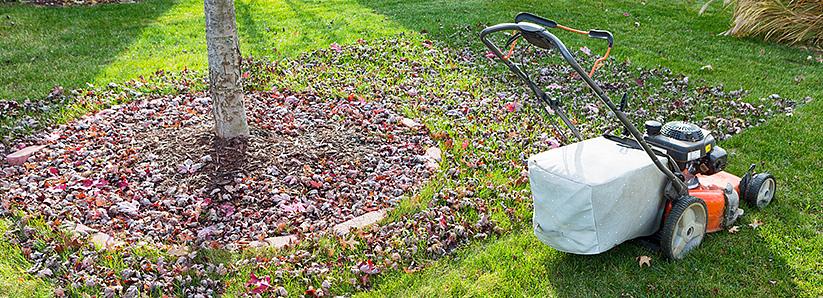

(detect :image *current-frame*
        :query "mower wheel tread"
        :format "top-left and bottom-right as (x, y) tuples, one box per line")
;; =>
(744, 173), (776, 209)
(660, 196), (707, 260)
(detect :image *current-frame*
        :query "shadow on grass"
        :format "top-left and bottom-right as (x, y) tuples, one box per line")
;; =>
(363, 225), (802, 297)
(0, 0), (178, 100)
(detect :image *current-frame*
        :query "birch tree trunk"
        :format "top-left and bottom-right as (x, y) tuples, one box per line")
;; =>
(204, 0), (249, 139)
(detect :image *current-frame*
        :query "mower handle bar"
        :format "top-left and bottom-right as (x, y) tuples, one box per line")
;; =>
(515, 12), (614, 47)
(479, 21), (688, 196)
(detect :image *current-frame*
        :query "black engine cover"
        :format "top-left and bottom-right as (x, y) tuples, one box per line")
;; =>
(644, 121), (716, 169)
(661, 121), (704, 142)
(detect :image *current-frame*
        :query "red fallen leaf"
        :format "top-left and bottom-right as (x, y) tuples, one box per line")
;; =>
(330, 42), (342, 53)
(246, 273), (271, 294)
(461, 140), (469, 150)
(241, 72), (250, 79)
(305, 287), (318, 297)
(348, 94), (355, 101)
(358, 260), (380, 275)
(485, 51), (496, 59)
(51, 184), (67, 192)
(503, 101), (521, 113)
(48, 167), (59, 176)
(309, 180), (322, 189)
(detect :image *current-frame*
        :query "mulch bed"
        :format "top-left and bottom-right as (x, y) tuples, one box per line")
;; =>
(2, 90), (435, 248)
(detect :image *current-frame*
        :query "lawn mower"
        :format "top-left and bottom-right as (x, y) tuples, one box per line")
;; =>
(480, 13), (777, 259)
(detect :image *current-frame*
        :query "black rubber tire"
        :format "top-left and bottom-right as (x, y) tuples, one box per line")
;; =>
(660, 196), (708, 260)
(744, 173), (776, 209)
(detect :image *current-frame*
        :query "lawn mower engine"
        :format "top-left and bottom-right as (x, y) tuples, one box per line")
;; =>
(643, 120), (741, 232)
(644, 120), (727, 177)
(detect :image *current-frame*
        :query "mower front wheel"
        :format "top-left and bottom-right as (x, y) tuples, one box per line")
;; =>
(744, 173), (776, 209)
(661, 196), (708, 260)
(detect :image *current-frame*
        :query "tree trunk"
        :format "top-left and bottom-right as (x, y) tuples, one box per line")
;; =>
(204, 0), (249, 139)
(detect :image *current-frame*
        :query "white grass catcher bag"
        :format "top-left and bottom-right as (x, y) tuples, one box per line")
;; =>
(528, 137), (668, 254)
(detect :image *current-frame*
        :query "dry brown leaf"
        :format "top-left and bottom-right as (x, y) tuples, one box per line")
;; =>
(636, 255), (652, 268)
(728, 225), (740, 233)
(340, 237), (359, 250)
(748, 219), (764, 229)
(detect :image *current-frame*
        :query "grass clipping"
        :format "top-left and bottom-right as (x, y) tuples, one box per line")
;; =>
(701, 0), (823, 47)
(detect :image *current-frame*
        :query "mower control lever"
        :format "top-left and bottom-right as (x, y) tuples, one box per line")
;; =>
(513, 12), (614, 76)
(588, 30), (614, 47)
(514, 12), (558, 28)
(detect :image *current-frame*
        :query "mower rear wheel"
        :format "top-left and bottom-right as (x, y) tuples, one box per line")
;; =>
(745, 173), (776, 209)
(661, 196), (707, 260)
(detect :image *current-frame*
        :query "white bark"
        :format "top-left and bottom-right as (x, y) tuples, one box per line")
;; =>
(204, 0), (250, 139)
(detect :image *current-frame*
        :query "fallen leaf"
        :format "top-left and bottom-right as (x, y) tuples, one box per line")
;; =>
(340, 237), (358, 250)
(748, 219), (764, 229)
(330, 42), (342, 53)
(358, 260), (380, 275)
(168, 246), (189, 257)
(246, 273), (271, 294)
(728, 226), (739, 233)
(636, 255), (652, 267)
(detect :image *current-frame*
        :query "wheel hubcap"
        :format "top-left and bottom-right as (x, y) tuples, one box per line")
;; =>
(757, 178), (775, 208)
(671, 204), (707, 258)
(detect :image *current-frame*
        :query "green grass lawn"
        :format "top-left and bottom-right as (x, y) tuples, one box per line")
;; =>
(0, 0), (405, 101)
(0, 0), (821, 297)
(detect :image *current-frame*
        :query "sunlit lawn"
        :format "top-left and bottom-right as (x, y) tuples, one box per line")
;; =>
(0, 0), (821, 296)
